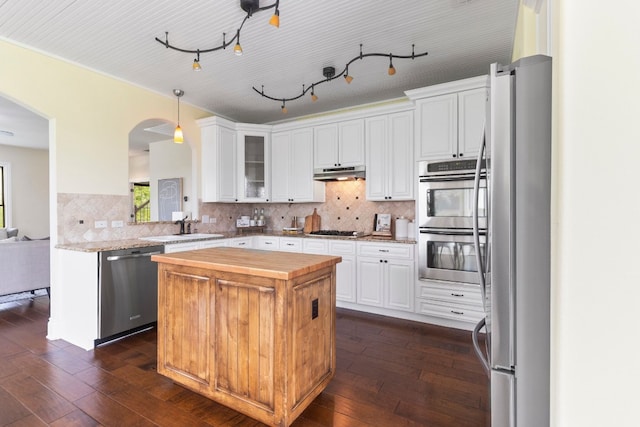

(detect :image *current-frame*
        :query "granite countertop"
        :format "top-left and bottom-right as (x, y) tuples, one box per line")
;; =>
(56, 231), (416, 252)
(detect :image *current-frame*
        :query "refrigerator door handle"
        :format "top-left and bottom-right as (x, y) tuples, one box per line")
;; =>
(472, 317), (490, 376)
(472, 128), (488, 306)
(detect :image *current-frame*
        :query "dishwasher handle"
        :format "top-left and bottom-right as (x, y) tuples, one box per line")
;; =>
(106, 251), (162, 261)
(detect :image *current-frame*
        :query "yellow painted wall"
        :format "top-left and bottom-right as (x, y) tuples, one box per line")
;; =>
(0, 144), (49, 237)
(0, 39), (210, 196)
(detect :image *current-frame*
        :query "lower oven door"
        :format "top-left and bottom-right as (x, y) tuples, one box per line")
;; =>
(418, 228), (487, 284)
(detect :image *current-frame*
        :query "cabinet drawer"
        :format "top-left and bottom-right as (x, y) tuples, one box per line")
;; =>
(303, 239), (328, 254)
(279, 237), (302, 252)
(228, 237), (253, 248)
(357, 242), (414, 260)
(417, 280), (482, 308)
(255, 236), (279, 250)
(416, 299), (484, 323)
(329, 240), (356, 255)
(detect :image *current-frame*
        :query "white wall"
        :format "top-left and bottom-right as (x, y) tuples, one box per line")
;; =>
(0, 144), (49, 237)
(552, 1), (640, 426)
(128, 153), (150, 183)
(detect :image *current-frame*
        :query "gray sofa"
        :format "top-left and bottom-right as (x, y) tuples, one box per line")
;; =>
(0, 238), (50, 297)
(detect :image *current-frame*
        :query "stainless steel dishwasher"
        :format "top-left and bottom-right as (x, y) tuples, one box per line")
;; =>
(97, 245), (164, 345)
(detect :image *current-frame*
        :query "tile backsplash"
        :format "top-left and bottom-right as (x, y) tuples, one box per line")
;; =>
(58, 181), (415, 243)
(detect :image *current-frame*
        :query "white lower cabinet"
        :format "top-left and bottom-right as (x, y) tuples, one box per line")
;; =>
(227, 236), (254, 248)
(356, 241), (414, 312)
(164, 241), (205, 253)
(329, 241), (357, 303)
(415, 279), (484, 324)
(254, 236), (279, 250)
(165, 238), (228, 253)
(279, 237), (302, 252)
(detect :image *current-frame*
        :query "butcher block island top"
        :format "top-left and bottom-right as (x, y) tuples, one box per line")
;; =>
(152, 247), (341, 427)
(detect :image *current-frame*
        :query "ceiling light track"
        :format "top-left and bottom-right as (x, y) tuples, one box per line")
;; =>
(252, 44), (428, 111)
(155, 0), (280, 67)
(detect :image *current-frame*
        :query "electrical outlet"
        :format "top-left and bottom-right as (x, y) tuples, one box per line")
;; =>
(95, 220), (107, 229)
(210, 217), (217, 224)
(111, 220), (124, 228)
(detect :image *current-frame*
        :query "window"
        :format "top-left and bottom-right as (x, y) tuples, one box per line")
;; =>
(132, 182), (150, 223)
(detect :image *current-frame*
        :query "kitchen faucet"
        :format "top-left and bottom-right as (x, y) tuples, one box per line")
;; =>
(175, 216), (188, 235)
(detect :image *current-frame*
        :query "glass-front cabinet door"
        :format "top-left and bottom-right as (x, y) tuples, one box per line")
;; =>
(237, 128), (270, 202)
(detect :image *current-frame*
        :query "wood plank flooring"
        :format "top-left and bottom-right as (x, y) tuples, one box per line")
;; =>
(0, 295), (489, 426)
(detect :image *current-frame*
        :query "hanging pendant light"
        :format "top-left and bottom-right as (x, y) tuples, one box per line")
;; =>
(173, 89), (184, 144)
(344, 66), (353, 84)
(310, 84), (318, 102)
(388, 53), (396, 75)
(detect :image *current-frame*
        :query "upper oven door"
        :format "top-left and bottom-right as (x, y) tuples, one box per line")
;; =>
(418, 175), (487, 230)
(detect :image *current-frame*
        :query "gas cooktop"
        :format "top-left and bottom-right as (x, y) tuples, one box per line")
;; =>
(306, 230), (365, 238)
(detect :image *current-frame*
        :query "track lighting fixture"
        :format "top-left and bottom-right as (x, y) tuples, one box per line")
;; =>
(192, 51), (201, 71)
(233, 30), (243, 56)
(253, 44), (428, 111)
(344, 67), (353, 84)
(156, 0), (280, 68)
(388, 54), (396, 75)
(173, 89), (184, 144)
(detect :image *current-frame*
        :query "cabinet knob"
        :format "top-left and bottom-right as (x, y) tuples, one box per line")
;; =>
(459, 153), (463, 157)
(452, 154), (457, 158)
(384, 260), (388, 263)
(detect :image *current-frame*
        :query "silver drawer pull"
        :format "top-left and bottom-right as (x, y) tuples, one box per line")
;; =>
(265, 242), (273, 245)
(451, 293), (464, 297)
(379, 249), (390, 253)
(286, 243), (294, 246)
(451, 310), (464, 315)
(238, 242), (246, 246)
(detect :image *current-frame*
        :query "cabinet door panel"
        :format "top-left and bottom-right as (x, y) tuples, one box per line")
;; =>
(270, 132), (290, 202)
(338, 119), (365, 166)
(458, 88), (487, 158)
(365, 116), (387, 200)
(357, 257), (384, 307)
(385, 260), (414, 311)
(314, 124), (338, 168)
(336, 255), (356, 303)
(219, 126), (238, 201)
(416, 94), (457, 160)
(289, 129), (315, 201)
(388, 112), (414, 200)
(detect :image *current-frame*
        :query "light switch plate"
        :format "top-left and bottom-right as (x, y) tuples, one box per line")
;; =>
(95, 220), (107, 228)
(111, 220), (124, 228)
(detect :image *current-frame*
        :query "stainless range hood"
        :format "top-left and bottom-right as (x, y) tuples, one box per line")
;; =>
(313, 165), (366, 181)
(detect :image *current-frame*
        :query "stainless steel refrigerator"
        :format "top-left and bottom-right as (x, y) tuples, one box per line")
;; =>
(472, 55), (552, 427)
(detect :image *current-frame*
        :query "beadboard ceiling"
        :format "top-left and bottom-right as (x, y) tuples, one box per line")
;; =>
(0, 0), (519, 150)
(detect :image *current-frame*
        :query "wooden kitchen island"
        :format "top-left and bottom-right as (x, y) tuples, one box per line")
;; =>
(151, 247), (341, 427)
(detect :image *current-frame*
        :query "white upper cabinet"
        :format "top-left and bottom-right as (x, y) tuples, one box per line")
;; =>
(237, 126), (271, 203)
(313, 119), (364, 169)
(407, 76), (488, 161)
(365, 111), (414, 201)
(199, 117), (238, 203)
(271, 128), (324, 203)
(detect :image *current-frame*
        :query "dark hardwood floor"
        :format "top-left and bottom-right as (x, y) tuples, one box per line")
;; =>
(0, 295), (489, 426)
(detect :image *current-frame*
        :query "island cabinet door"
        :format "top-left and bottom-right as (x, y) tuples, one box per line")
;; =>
(157, 266), (213, 392)
(214, 276), (277, 414)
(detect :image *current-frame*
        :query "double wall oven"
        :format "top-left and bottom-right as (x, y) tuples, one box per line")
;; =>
(418, 159), (488, 284)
